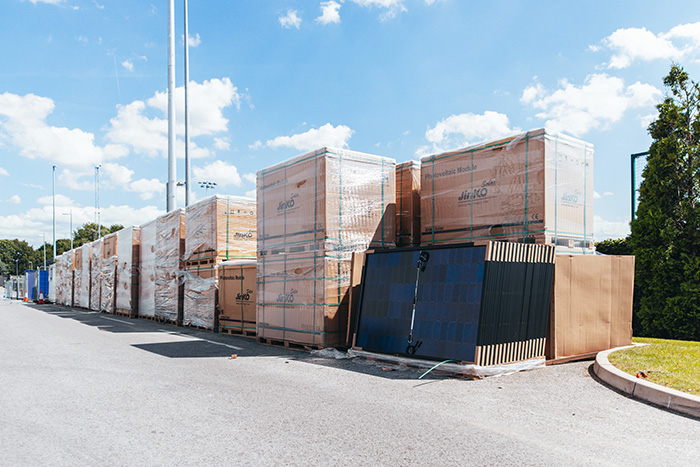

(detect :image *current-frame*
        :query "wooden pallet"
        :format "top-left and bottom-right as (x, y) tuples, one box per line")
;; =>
(139, 314), (179, 326)
(183, 323), (213, 332)
(218, 326), (256, 338)
(114, 308), (136, 318)
(256, 337), (326, 352)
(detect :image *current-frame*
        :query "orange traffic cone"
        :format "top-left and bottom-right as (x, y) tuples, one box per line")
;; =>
(23, 290), (28, 302)
(38, 290), (44, 304)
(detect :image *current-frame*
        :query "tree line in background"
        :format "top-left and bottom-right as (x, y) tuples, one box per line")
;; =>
(596, 64), (700, 342)
(0, 223), (122, 276)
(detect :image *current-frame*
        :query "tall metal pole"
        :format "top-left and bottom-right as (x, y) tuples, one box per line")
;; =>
(95, 165), (101, 238)
(184, 0), (192, 207)
(167, 0), (177, 212)
(52, 165), (56, 262)
(42, 233), (46, 269)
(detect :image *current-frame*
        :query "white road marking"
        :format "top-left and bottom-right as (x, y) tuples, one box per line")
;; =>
(157, 329), (243, 350)
(101, 316), (135, 325)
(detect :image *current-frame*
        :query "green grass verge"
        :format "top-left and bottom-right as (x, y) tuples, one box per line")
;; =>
(608, 337), (700, 396)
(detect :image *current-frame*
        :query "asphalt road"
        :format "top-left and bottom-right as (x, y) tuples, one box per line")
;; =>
(1, 297), (699, 466)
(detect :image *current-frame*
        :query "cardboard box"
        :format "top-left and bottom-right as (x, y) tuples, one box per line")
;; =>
(138, 219), (157, 318)
(101, 232), (118, 313)
(116, 226), (141, 317)
(420, 129), (594, 254)
(396, 161), (421, 247)
(257, 147), (397, 253)
(547, 254), (635, 360)
(218, 260), (257, 328)
(183, 265), (217, 329)
(256, 251), (351, 346)
(154, 209), (185, 323)
(184, 195), (256, 263)
(89, 239), (102, 311)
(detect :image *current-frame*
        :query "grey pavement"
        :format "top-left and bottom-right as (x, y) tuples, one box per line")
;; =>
(1, 298), (699, 466)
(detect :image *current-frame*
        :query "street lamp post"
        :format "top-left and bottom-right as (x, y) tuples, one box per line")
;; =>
(63, 209), (73, 250)
(39, 233), (46, 269)
(198, 181), (217, 194)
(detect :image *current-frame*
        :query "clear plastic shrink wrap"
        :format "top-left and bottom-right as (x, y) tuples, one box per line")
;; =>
(420, 129), (594, 254)
(48, 263), (56, 304)
(183, 196), (256, 329)
(89, 239), (103, 311)
(395, 161), (421, 247)
(79, 243), (91, 308)
(155, 209), (185, 323)
(100, 233), (118, 313)
(55, 253), (65, 305)
(73, 247), (83, 307)
(138, 219), (157, 318)
(218, 260), (257, 334)
(256, 147), (396, 346)
(116, 227), (141, 316)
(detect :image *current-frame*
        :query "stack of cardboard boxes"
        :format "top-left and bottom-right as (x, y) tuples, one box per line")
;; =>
(154, 209), (185, 324)
(89, 239), (102, 312)
(138, 219), (157, 319)
(116, 227), (141, 317)
(256, 148), (396, 347)
(217, 260), (257, 335)
(183, 195), (256, 330)
(78, 243), (91, 309)
(101, 233), (118, 314)
(395, 161), (421, 247)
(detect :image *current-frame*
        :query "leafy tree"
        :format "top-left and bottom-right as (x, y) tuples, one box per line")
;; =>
(0, 239), (38, 274)
(72, 223), (124, 248)
(0, 259), (9, 275)
(595, 238), (632, 256)
(629, 64), (700, 341)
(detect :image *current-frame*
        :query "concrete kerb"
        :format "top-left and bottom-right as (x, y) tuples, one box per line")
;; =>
(594, 345), (700, 419)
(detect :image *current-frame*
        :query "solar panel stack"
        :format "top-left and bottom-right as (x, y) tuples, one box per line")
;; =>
(420, 129), (594, 254)
(256, 147), (396, 347)
(116, 226), (141, 317)
(89, 239), (102, 311)
(78, 243), (91, 309)
(73, 247), (83, 307)
(217, 260), (257, 336)
(138, 219), (157, 319)
(354, 242), (555, 366)
(154, 209), (185, 324)
(396, 161), (421, 247)
(101, 232), (118, 314)
(183, 195), (256, 330)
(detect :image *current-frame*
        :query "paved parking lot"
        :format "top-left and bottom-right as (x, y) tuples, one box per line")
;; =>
(1, 298), (699, 466)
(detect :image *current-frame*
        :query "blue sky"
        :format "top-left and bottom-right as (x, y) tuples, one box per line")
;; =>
(2, 0), (700, 247)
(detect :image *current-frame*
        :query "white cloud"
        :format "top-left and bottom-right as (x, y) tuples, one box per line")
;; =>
(595, 23), (700, 69)
(249, 140), (263, 150)
(603, 191), (614, 196)
(193, 160), (243, 188)
(243, 173), (256, 184)
(122, 59), (134, 72)
(521, 74), (661, 136)
(106, 78), (239, 158)
(265, 123), (354, 151)
(28, 0), (65, 4)
(419, 111), (518, 157)
(351, 0), (406, 20)
(187, 33), (202, 47)
(213, 137), (230, 151)
(279, 10), (302, 29)
(245, 189), (256, 199)
(594, 215), (630, 241)
(0, 91), (128, 168)
(129, 178), (165, 200)
(10, 195), (21, 204)
(594, 191), (602, 199)
(316, 1), (341, 24)
(0, 167), (8, 176)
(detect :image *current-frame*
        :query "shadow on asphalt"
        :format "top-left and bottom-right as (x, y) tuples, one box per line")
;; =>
(19, 301), (454, 381)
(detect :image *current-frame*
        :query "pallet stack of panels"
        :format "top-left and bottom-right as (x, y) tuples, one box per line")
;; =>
(78, 243), (91, 309)
(58, 250), (74, 306)
(116, 226), (141, 317)
(48, 263), (56, 304)
(183, 196), (256, 330)
(73, 248), (83, 307)
(154, 209), (185, 324)
(256, 147), (396, 347)
(420, 129), (594, 254)
(89, 239), (102, 311)
(101, 233), (118, 313)
(138, 219), (157, 319)
(54, 255), (64, 305)
(396, 161), (421, 247)
(217, 260), (257, 336)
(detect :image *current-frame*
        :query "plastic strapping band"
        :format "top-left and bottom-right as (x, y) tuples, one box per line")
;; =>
(418, 360), (456, 379)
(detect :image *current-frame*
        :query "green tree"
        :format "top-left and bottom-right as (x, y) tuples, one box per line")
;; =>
(72, 223), (124, 248)
(629, 64), (700, 341)
(0, 239), (38, 274)
(595, 238), (632, 256)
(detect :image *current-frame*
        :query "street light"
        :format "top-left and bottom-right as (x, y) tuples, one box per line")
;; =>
(198, 181), (217, 194)
(63, 209), (73, 250)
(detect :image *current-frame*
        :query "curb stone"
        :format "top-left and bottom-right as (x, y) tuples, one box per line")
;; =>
(593, 345), (700, 419)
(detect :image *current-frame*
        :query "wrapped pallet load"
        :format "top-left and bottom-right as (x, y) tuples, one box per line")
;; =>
(183, 195), (256, 330)
(73, 247), (83, 307)
(78, 243), (91, 308)
(89, 239), (102, 311)
(116, 226), (141, 317)
(396, 161), (421, 247)
(257, 147), (396, 347)
(138, 219), (157, 319)
(154, 209), (185, 324)
(54, 253), (66, 305)
(217, 260), (257, 335)
(421, 129), (594, 254)
(101, 232), (118, 313)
